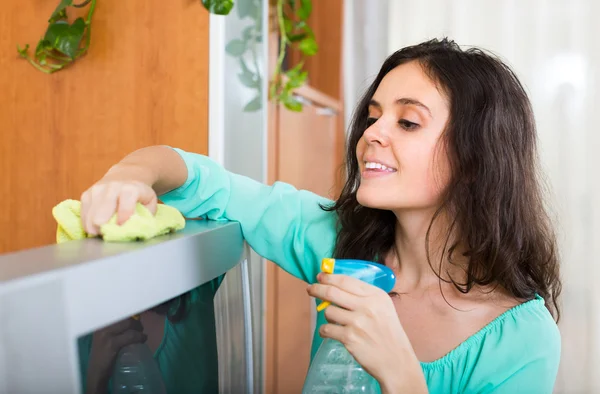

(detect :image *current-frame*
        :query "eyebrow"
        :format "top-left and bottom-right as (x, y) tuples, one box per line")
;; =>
(369, 98), (433, 118)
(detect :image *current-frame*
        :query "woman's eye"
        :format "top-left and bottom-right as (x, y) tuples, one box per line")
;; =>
(399, 119), (419, 131)
(366, 117), (378, 127)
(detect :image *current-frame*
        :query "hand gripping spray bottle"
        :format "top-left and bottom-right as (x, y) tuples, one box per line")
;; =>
(302, 258), (396, 393)
(112, 315), (167, 394)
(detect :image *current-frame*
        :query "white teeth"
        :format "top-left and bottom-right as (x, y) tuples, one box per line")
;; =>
(365, 162), (395, 171)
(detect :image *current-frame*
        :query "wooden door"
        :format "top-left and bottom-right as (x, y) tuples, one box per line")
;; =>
(0, 0), (210, 254)
(265, 1), (345, 391)
(267, 88), (342, 393)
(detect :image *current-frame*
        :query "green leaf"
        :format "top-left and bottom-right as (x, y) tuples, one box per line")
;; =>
(44, 18), (86, 59)
(283, 18), (293, 34)
(298, 0), (312, 20)
(238, 72), (258, 88)
(225, 39), (246, 56)
(282, 94), (302, 112)
(299, 36), (318, 56)
(238, 59), (261, 88)
(288, 33), (307, 42)
(243, 95), (262, 112)
(240, 57), (252, 74)
(242, 26), (254, 41)
(35, 40), (52, 56)
(17, 44), (30, 58)
(49, 0), (72, 23)
(285, 70), (307, 89)
(202, 0), (235, 15)
(286, 61), (304, 77)
(237, 0), (257, 19)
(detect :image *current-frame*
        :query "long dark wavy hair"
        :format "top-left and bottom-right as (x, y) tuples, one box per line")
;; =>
(325, 38), (561, 320)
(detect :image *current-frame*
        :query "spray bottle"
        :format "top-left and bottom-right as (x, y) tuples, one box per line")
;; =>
(302, 258), (396, 393)
(112, 315), (167, 394)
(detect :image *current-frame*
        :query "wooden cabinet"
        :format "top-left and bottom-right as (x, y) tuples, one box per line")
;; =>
(278, 91), (342, 199)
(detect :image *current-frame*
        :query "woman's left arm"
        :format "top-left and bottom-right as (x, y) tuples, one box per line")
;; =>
(307, 273), (428, 394)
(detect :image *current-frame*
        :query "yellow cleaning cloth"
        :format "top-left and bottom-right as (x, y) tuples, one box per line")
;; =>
(52, 199), (185, 243)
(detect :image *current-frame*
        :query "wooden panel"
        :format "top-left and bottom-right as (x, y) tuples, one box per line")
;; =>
(272, 101), (340, 393)
(0, 0), (209, 254)
(278, 104), (338, 199)
(266, 3), (345, 391)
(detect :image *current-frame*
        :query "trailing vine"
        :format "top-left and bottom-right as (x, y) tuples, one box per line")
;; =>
(16, 0), (316, 112)
(269, 0), (317, 111)
(221, 0), (317, 112)
(17, 0), (96, 74)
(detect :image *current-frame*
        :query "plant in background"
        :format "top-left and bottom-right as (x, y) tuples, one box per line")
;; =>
(17, 0), (96, 74)
(224, 0), (264, 112)
(269, 0), (317, 111)
(202, 0), (235, 15)
(205, 0), (316, 112)
(17, 0), (315, 112)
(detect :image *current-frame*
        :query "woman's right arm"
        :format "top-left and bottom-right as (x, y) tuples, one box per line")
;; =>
(81, 146), (338, 283)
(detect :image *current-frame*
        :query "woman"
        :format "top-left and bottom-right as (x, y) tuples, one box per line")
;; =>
(81, 38), (561, 393)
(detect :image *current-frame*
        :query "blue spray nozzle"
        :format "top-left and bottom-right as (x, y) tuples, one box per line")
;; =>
(316, 258), (396, 311)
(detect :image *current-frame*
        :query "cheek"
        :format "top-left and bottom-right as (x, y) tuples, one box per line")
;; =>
(394, 142), (450, 205)
(420, 145), (451, 200)
(355, 138), (366, 159)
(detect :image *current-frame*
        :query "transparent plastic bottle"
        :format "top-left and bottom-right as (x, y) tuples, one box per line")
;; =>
(302, 258), (396, 394)
(302, 338), (380, 393)
(112, 343), (167, 394)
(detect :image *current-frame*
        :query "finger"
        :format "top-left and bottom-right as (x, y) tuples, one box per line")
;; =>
(323, 305), (354, 326)
(80, 191), (92, 233)
(91, 184), (120, 229)
(307, 283), (357, 311)
(319, 323), (350, 344)
(110, 330), (147, 353)
(138, 185), (158, 215)
(116, 186), (140, 225)
(84, 191), (100, 236)
(104, 318), (144, 335)
(318, 273), (375, 296)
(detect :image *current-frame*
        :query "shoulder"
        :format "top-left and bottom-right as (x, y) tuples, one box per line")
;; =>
(424, 297), (560, 393)
(466, 296), (561, 393)
(490, 296), (560, 358)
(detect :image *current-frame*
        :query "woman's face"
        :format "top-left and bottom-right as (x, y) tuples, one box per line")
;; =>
(356, 61), (451, 212)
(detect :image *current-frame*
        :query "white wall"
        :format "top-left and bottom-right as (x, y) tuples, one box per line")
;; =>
(386, 0), (600, 392)
(342, 0), (390, 129)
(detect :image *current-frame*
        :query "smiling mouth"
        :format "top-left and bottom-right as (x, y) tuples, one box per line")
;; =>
(364, 161), (397, 172)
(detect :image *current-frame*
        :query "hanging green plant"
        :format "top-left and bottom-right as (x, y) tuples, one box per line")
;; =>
(202, 0), (235, 15)
(17, 0), (96, 74)
(269, 0), (317, 111)
(224, 0), (263, 112)
(205, 0), (316, 112)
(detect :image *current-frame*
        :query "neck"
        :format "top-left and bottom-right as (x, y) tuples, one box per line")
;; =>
(388, 208), (466, 292)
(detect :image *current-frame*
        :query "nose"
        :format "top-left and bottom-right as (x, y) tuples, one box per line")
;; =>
(362, 119), (389, 147)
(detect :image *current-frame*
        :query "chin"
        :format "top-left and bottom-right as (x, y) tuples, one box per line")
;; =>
(356, 188), (395, 210)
